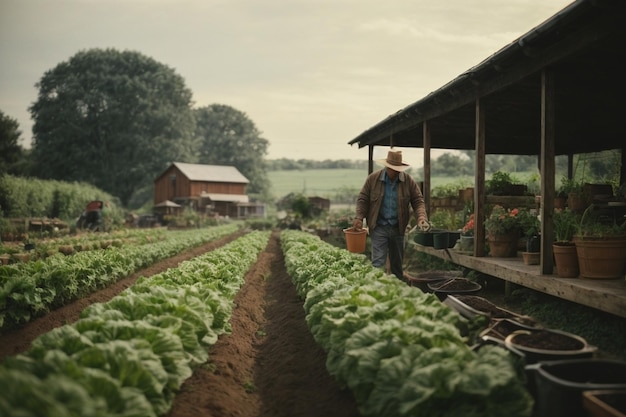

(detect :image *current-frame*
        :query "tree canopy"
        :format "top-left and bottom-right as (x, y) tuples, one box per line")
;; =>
(28, 48), (196, 206)
(194, 104), (270, 200)
(0, 111), (25, 175)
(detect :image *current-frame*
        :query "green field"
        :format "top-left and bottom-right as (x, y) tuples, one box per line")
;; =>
(268, 169), (483, 199)
(268, 169), (366, 198)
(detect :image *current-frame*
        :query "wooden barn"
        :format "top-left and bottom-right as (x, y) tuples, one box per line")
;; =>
(308, 196), (331, 212)
(153, 162), (265, 219)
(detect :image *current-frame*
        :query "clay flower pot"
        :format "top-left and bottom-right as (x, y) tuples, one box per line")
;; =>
(573, 235), (626, 279)
(522, 251), (540, 265)
(553, 242), (579, 278)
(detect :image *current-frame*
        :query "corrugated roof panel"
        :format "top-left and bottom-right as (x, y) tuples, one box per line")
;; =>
(173, 162), (249, 183)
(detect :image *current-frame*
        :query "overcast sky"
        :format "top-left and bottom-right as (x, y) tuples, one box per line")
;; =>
(1, 0), (572, 164)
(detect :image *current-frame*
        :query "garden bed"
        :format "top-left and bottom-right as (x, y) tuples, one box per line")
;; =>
(0, 231), (360, 417)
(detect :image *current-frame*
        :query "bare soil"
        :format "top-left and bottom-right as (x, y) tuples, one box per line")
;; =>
(510, 330), (585, 351)
(0, 231), (361, 417)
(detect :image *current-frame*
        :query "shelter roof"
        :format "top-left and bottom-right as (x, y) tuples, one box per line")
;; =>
(348, 0), (626, 156)
(201, 192), (249, 203)
(154, 200), (182, 208)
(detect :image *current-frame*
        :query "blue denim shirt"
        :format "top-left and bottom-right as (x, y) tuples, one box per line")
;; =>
(378, 170), (398, 226)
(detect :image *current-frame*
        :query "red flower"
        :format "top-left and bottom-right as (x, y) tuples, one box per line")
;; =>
(462, 214), (475, 235)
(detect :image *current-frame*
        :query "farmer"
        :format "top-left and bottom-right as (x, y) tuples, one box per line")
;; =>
(352, 149), (430, 280)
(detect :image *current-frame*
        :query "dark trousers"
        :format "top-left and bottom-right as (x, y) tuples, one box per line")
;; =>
(370, 224), (405, 279)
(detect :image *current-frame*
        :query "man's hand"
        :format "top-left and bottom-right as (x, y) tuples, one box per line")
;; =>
(417, 219), (431, 232)
(352, 218), (363, 230)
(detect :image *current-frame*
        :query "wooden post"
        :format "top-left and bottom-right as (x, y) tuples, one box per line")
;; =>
(475, 99), (486, 257)
(540, 68), (556, 274)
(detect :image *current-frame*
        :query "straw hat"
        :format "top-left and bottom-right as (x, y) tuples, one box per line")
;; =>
(376, 150), (410, 172)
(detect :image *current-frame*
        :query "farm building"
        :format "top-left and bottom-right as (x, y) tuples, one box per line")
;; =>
(154, 162), (265, 219)
(308, 196), (331, 212)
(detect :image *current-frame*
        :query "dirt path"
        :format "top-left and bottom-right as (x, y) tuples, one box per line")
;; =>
(167, 230), (360, 417)
(0, 230), (361, 417)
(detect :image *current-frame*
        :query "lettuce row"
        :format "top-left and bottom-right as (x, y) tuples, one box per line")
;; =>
(280, 230), (533, 417)
(0, 223), (241, 332)
(0, 230), (270, 417)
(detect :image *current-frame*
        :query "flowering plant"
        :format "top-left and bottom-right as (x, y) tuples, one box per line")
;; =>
(518, 209), (541, 238)
(484, 205), (523, 236)
(461, 214), (475, 236)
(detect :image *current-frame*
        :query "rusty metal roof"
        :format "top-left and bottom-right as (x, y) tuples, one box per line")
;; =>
(348, 0), (626, 156)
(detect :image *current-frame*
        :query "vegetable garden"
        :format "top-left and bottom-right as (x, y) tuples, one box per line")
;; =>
(0, 225), (622, 416)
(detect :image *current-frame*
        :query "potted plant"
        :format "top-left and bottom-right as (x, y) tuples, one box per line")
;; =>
(431, 183), (460, 208)
(486, 171), (527, 196)
(555, 177), (572, 210)
(519, 209), (541, 252)
(484, 205), (523, 257)
(518, 209), (541, 265)
(553, 208), (581, 278)
(572, 205), (626, 279)
(558, 176), (588, 213)
(459, 213), (475, 252)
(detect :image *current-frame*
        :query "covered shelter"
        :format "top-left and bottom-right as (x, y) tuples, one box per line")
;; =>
(347, 0), (626, 317)
(153, 199), (183, 216)
(200, 192), (265, 218)
(348, 0), (626, 272)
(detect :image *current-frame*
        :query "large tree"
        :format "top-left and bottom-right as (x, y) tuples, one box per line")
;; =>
(29, 48), (196, 206)
(0, 111), (25, 175)
(194, 104), (270, 199)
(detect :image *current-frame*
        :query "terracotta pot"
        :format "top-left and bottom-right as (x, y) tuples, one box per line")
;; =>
(522, 251), (540, 265)
(573, 236), (626, 279)
(568, 192), (589, 214)
(553, 242), (579, 278)
(488, 231), (519, 257)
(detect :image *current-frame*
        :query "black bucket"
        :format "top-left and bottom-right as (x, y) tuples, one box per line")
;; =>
(526, 358), (626, 417)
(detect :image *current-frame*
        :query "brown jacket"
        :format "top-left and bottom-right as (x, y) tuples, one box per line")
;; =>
(355, 169), (428, 233)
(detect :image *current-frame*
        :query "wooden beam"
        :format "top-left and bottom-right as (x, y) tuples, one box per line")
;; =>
(540, 68), (556, 274)
(621, 147), (626, 186)
(423, 121), (431, 216)
(474, 99), (486, 257)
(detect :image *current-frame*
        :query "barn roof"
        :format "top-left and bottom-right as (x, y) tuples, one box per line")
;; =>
(171, 162), (249, 184)
(348, 0), (626, 156)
